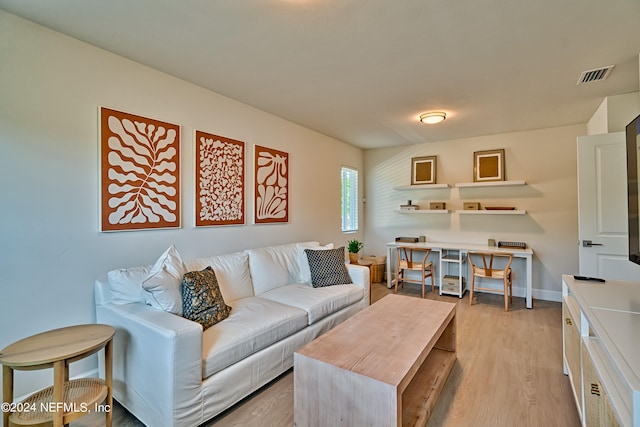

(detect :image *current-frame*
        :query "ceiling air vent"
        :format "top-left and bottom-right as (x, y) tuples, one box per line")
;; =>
(577, 65), (614, 85)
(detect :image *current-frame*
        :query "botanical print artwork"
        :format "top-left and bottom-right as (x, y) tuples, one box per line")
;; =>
(195, 131), (245, 226)
(254, 145), (288, 223)
(100, 107), (180, 231)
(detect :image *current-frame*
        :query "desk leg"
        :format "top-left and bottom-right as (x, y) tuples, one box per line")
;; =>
(526, 254), (533, 309)
(105, 338), (113, 427)
(3, 365), (12, 427)
(52, 360), (64, 427)
(386, 246), (393, 289)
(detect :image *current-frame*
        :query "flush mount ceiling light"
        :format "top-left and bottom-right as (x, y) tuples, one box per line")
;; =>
(419, 112), (446, 124)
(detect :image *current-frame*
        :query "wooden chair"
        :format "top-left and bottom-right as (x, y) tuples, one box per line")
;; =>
(395, 246), (434, 298)
(468, 252), (513, 311)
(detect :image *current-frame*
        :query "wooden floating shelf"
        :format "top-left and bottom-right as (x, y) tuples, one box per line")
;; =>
(456, 210), (526, 215)
(394, 209), (450, 214)
(393, 183), (450, 190)
(454, 180), (526, 188)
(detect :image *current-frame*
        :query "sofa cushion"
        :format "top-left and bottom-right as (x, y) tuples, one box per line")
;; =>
(297, 242), (333, 284)
(246, 242), (318, 295)
(142, 245), (186, 315)
(304, 247), (353, 288)
(184, 252), (253, 302)
(260, 284), (363, 325)
(201, 296), (308, 378)
(106, 265), (150, 304)
(182, 267), (232, 329)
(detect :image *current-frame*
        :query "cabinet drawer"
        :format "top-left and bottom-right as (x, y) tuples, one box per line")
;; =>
(563, 299), (582, 413)
(582, 343), (622, 427)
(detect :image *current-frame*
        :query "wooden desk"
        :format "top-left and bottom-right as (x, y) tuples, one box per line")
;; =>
(386, 241), (534, 308)
(294, 294), (456, 426)
(0, 324), (115, 427)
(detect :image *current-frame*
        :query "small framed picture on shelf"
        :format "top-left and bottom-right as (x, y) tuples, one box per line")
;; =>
(473, 149), (505, 182)
(411, 155), (437, 185)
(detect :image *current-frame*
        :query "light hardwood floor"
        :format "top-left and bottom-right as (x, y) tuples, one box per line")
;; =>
(73, 282), (580, 427)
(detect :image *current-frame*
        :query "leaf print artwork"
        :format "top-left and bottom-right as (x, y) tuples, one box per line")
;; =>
(195, 131), (245, 226)
(100, 107), (180, 231)
(254, 145), (288, 223)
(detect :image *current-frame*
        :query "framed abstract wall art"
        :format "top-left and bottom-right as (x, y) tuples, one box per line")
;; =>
(100, 107), (180, 231)
(473, 149), (505, 182)
(254, 145), (288, 224)
(411, 155), (437, 185)
(195, 131), (245, 226)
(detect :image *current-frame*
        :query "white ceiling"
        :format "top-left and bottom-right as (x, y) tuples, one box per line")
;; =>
(2, 0), (640, 149)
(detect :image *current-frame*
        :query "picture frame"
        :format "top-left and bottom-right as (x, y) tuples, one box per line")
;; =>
(195, 130), (245, 227)
(473, 149), (505, 182)
(254, 145), (289, 224)
(99, 107), (181, 232)
(411, 155), (437, 185)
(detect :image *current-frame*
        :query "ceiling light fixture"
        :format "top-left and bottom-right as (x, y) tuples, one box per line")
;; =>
(419, 112), (446, 124)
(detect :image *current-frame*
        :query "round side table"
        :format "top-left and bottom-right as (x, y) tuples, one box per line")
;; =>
(0, 324), (115, 427)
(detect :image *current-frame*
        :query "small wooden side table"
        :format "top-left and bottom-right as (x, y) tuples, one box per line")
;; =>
(0, 324), (115, 427)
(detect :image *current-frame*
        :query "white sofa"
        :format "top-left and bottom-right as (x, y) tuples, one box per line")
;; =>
(94, 241), (369, 427)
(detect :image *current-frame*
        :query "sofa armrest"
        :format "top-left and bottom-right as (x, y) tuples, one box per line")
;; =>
(97, 302), (204, 427)
(346, 264), (370, 303)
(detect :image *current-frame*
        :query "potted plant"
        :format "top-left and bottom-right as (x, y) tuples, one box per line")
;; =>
(347, 239), (364, 264)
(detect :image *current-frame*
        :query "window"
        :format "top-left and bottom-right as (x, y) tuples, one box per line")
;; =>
(341, 166), (358, 232)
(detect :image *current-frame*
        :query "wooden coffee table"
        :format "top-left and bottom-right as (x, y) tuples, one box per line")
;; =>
(294, 294), (456, 427)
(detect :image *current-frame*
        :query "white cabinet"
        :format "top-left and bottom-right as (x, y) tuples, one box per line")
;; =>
(439, 249), (465, 298)
(562, 275), (640, 427)
(563, 296), (582, 418)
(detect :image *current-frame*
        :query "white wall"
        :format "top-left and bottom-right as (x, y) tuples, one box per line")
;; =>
(0, 11), (363, 399)
(587, 92), (640, 135)
(363, 124), (585, 301)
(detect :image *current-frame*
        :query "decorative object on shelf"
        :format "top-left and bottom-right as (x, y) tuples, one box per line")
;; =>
(430, 202), (445, 210)
(463, 202), (481, 210)
(395, 237), (419, 244)
(411, 156), (437, 185)
(400, 200), (418, 210)
(473, 148), (505, 182)
(488, 238), (496, 246)
(195, 131), (245, 227)
(100, 107), (180, 232)
(498, 241), (527, 249)
(254, 145), (288, 224)
(347, 239), (364, 264)
(418, 235), (426, 242)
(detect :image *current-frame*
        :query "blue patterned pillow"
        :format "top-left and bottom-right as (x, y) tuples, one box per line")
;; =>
(181, 266), (232, 329)
(304, 247), (353, 288)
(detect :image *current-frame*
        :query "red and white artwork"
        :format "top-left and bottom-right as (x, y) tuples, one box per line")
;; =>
(254, 145), (288, 224)
(195, 131), (245, 226)
(100, 107), (180, 231)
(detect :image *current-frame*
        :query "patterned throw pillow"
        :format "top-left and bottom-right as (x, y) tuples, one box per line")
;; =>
(304, 247), (353, 288)
(181, 266), (232, 329)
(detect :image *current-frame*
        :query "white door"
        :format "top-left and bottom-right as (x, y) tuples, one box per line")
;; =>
(577, 131), (640, 279)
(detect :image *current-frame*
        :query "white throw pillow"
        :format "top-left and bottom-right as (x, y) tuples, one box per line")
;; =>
(297, 242), (334, 284)
(142, 245), (186, 315)
(107, 265), (150, 304)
